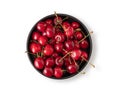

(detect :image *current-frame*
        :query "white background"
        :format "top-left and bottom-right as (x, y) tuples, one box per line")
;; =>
(0, 0), (120, 92)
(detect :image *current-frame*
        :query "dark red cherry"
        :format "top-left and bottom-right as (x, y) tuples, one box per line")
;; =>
(74, 40), (80, 49)
(43, 67), (53, 77)
(54, 16), (62, 25)
(37, 22), (47, 32)
(54, 67), (63, 78)
(54, 43), (63, 52)
(43, 44), (54, 56)
(46, 25), (55, 38)
(64, 27), (74, 37)
(67, 64), (78, 74)
(54, 32), (65, 43)
(70, 49), (82, 60)
(65, 40), (74, 51)
(49, 38), (56, 45)
(45, 19), (52, 25)
(71, 22), (80, 29)
(38, 36), (47, 46)
(75, 31), (83, 40)
(80, 51), (88, 60)
(29, 42), (41, 54)
(52, 52), (59, 57)
(45, 58), (55, 67)
(55, 56), (64, 67)
(62, 21), (70, 30)
(64, 56), (72, 66)
(32, 31), (41, 40)
(42, 31), (47, 36)
(80, 40), (89, 49)
(34, 57), (44, 69)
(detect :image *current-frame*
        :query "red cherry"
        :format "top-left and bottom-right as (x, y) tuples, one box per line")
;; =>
(65, 40), (74, 51)
(80, 51), (88, 60)
(80, 40), (89, 49)
(38, 36), (47, 46)
(34, 57), (44, 69)
(54, 32), (65, 43)
(45, 58), (55, 67)
(46, 25), (55, 38)
(32, 31), (41, 40)
(54, 43), (64, 52)
(45, 19), (52, 25)
(64, 27), (74, 37)
(74, 40), (80, 49)
(70, 49), (82, 60)
(49, 38), (56, 45)
(43, 44), (54, 56)
(54, 67), (63, 78)
(29, 42), (41, 54)
(62, 21), (70, 30)
(43, 67), (53, 77)
(64, 56), (72, 66)
(71, 22), (80, 29)
(54, 16), (62, 25)
(55, 56), (64, 67)
(75, 31), (83, 40)
(67, 64), (78, 74)
(37, 22), (47, 32)
(42, 31), (47, 36)
(52, 52), (59, 57)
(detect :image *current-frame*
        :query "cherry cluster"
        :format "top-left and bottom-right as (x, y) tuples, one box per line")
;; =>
(28, 13), (91, 78)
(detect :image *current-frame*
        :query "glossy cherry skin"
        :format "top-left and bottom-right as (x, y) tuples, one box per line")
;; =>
(80, 40), (89, 49)
(54, 32), (65, 43)
(43, 67), (53, 77)
(52, 52), (59, 58)
(29, 42), (41, 54)
(64, 56), (72, 66)
(54, 43), (64, 52)
(45, 58), (55, 67)
(71, 22), (80, 29)
(80, 51), (88, 60)
(54, 67), (63, 78)
(43, 44), (54, 56)
(75, 31), (83, 40)
(37, 22), (47, 32)
(46, 25), (55, 38)
(32, 31), (41, 40)
(38, 36), (47, 46)
(55, 56), (64, 67)
(62, 21), (70, 30)
(45, 19), (52, 25)
(67, 64), (78, 74)
(34, 57), (44, 69)
(70, 49), (82, 60)
(65, 40), (74, 51)
(42, 31), (47, 36)
(54, 16), (62, 25)
(74, 40), (80, 49)
(64, 27), (74, 37)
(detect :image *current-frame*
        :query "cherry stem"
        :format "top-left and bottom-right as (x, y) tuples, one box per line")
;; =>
(78, 31), (93, 43)
(30, 40), (38, 44)
(81, 56), (95, 68)
(59, 52), (71, 62)
(81, 71), (86, 74)
(75, 28), (85, 36)
(62, 16), (69, 21)
(25, 51), (36, 55)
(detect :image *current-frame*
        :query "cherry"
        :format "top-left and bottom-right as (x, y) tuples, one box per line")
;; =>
(49, 38), (56, 45)
(54, 43), (64, 52)
(70, 49), (82, 60)
(34, 57), (44, 69)
(37, 22), (47, 32)
(75, 31), (83, 40)
(54, 67), (63, 78)
(62, 21), (70, 30)
(64, 56), (72, 66)
(67, 64), (78, 74)
(45, 58), (55, 67)
(54, 16), (62, 25)
(64, 26), (74, 37)
(74, 40), (80, 49)
(43, 44), (54, 56)
(29, 42), (41, 54)
(32, 31), (41, 40)
(71, 22), (80, 29)
(54, 32), (65, 43)
(52, 52), (59, 57)
(45, 19), (52, 25)
(38, 36), (47, 46)
(42, 31), (47, 36)
(43, 67), (53, 77)
(55, 56), (64, 67)
(46, 25), (55, 38)
(80, 51), (88, 60)
(80, 40), (89, 49)
(65, 40), (74, 51)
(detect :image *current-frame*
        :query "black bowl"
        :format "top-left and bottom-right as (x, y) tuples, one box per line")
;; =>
(27, 13), (92, 79)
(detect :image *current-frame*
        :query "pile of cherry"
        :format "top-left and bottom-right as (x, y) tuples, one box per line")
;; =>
(27, 13), (93, 79)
